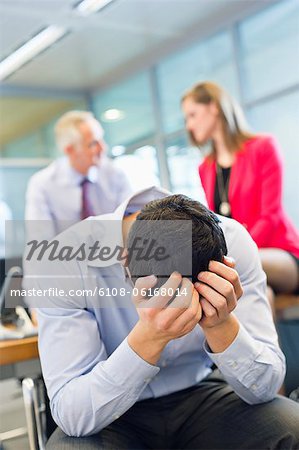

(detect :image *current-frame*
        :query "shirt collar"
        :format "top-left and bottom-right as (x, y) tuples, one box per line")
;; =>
(87, 186), (170, 268)
(57, 157), (105, 186)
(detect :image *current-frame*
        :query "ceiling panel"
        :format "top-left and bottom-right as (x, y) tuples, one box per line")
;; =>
(0, 12), (44, 60)
(0, 0), (274, 147)
(101, 0), (222, 34)
(0, 0), (76, 59)
(0, 0), (269, 91)
(6, 23), (170, 89)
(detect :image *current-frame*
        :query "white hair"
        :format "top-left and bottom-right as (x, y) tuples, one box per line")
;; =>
(54, 110), (103, 152)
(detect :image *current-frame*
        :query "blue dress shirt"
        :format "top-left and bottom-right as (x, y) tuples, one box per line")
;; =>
(25, 155), (132, 238)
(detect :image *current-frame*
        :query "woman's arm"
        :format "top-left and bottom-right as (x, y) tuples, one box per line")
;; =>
(249, 137), (283, 247)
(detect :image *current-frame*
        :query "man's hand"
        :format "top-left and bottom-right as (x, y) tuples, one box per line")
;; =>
(194, 256), (242, 329)
(128, 272), (202, 365)
(194, 256), (243, 353)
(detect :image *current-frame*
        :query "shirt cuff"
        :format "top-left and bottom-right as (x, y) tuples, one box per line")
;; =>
(203, 323), (264, 380)
(103, 338), (160, 392)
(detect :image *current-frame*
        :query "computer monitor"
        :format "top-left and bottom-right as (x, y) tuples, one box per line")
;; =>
(0, 257), (23, 325)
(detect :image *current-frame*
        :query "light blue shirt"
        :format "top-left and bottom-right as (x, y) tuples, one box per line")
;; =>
(32, 187), (285, 437)
(25, 155), (132, 239)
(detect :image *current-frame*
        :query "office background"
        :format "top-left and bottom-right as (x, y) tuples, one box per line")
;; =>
(0, 0), (298, 225)
(0, 2), (299, 449)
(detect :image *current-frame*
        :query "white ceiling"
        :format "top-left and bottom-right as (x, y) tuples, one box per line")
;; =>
(0, 0), (272, 93)
(0, 0), (277, 148)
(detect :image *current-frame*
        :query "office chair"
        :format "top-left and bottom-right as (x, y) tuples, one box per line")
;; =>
(22, 373), (57, 450)
(22, 377), (47, 450)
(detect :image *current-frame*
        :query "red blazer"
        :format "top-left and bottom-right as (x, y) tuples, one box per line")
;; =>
(199, 135), (299, 258)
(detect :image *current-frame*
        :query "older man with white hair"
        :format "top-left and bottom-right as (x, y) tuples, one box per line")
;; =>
(25, 110), (132, 239)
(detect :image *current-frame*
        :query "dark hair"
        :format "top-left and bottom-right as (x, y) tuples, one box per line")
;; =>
(127, 194), (227, 286)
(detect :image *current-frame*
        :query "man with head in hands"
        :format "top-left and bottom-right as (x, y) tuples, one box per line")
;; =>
(29, 187), (299, 450)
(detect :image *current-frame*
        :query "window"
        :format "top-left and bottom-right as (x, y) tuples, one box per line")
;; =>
(247, 91), (299, 226)
(113, 144), (160, 192)
(157, 31), (239, 134)
(0, 164), (46, 219)
(165, 134), (207, 204)
(238, 0), (299, 102)
(92, 72), (155, 148)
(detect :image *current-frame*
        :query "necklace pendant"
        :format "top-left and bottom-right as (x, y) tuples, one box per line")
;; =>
(219, 201), (231, 216)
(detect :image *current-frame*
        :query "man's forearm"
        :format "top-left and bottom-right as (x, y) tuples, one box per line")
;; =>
(128, 320), (168, 365)
(203, 314), (240, 354)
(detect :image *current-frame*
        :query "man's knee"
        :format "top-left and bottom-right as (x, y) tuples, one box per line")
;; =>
(255, 396), (299, 448)
(46, 427), (103, 450)
(46, 425), (145, 450)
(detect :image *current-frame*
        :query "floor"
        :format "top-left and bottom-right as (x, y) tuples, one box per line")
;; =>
(0, 379), (30, 450)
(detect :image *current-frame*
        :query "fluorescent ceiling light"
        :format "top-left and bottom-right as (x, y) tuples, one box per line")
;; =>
(0, 25), (66, 81)
(101, 108), (126, 122)
(76, 0), (114, 16)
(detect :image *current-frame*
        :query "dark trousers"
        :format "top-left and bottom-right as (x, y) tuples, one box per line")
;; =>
(46, 371), (299, 449)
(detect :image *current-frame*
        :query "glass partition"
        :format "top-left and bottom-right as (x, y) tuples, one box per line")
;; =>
(92, 72), (155, 148)
(247, 91), (299, 226)
(238, 0), (299, 102)
(165, 134), (207, 204)
(157, 31), (239, 134)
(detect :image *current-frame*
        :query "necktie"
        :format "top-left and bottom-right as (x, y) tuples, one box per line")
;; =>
(80, 178), (95, 220)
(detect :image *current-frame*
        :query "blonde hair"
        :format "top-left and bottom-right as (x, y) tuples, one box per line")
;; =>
(55, 110), (101, 152)
(182, 81), (255, 154)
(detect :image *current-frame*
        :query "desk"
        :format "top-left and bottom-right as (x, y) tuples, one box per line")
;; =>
(0, 335), (39, 366)
(0, 334), (40, 380)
